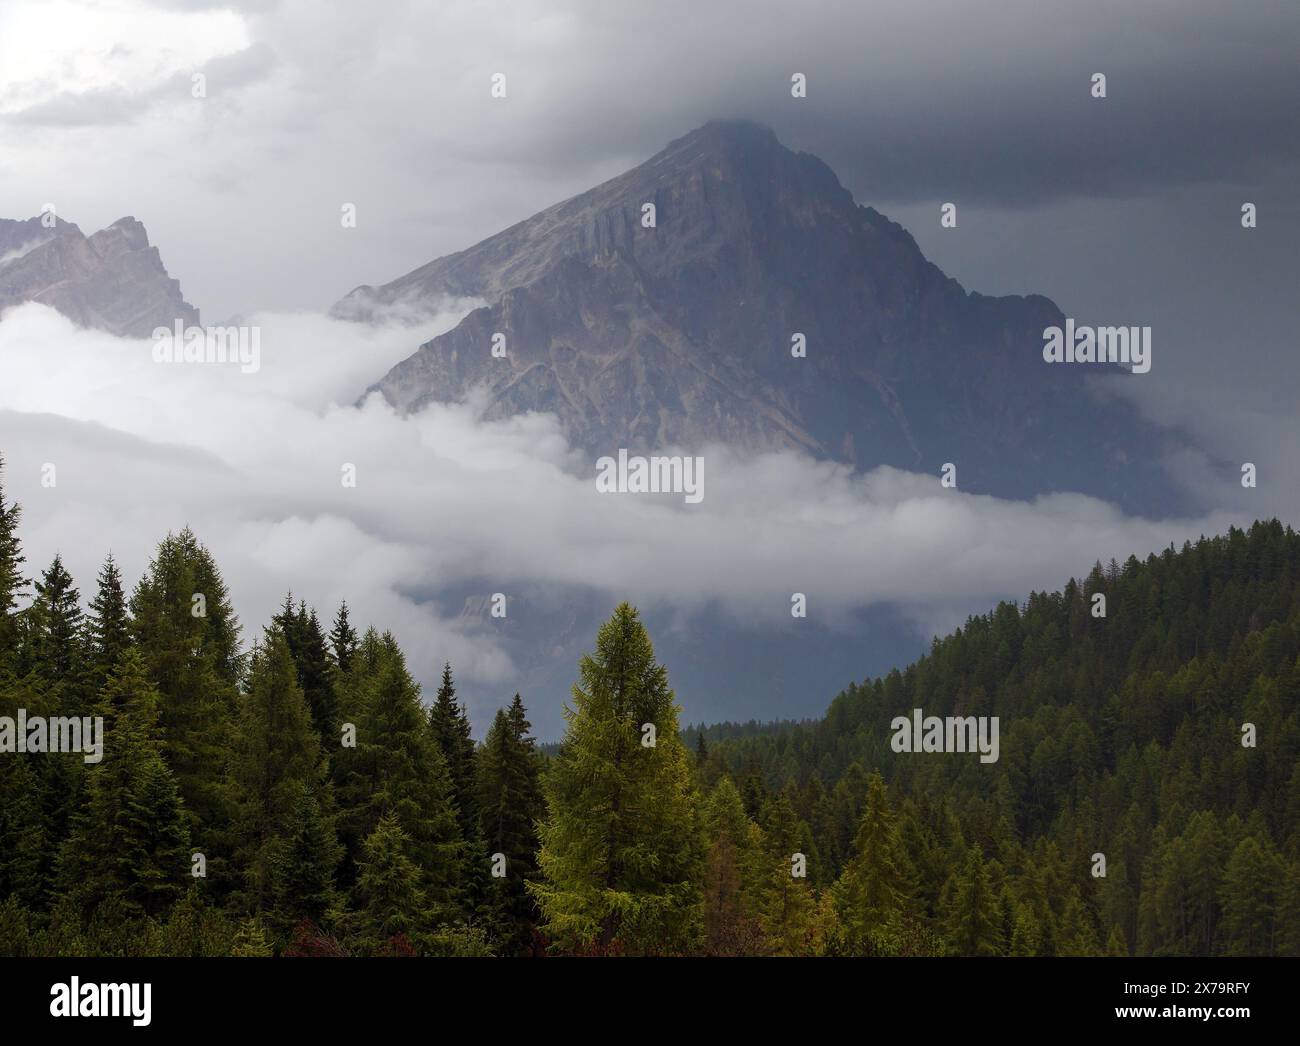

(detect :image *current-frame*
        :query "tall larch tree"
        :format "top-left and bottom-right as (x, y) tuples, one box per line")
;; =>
(530, 603), (703, 955)
(943, 846), (1003, 956)
(757, 793), (816, 955)
(832, 770), (908, 952)
(701, 776), (766, 955)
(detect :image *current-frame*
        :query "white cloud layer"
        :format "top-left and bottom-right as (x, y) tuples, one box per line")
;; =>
(0, 303), (1265, 727)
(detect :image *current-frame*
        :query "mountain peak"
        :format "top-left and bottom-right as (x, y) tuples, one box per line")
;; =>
(102, 215), (151, 251)
(0, 214), (198, 336)
(669, 118), (782, 153)
(346, 123), (1180, 514)
(335, 119), (853, 317)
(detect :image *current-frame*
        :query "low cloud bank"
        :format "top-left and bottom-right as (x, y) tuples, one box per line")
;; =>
(0, 303), (1250, 725)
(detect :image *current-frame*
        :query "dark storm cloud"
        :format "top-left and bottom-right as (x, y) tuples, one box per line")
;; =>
(443, 0), (1300, 207)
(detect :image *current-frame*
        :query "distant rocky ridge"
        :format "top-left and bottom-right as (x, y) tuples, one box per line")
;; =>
(0, 215), (198, 337)
(343, 119), (1184, 515)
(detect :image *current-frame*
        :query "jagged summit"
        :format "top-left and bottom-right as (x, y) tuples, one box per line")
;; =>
(342, 121), (1181, 513)
(335, 119), (854, 316)
(0, 214), (198, 337)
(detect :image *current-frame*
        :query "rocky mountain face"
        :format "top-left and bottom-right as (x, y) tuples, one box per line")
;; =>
(346, 119), (1182, 514)
(0, 215), (198, 337)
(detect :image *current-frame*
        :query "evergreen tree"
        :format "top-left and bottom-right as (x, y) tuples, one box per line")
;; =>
(329, 601), (358, 674)
(119, 756), (192, 918)
(271, 782), (343, 927)
(1010, 903), (1041, 956)
(1220, 836), (1284, 956)
(226, 628), (332, 911)
(341, 637), (461, 920)
(1057, 892), (1102, 956)
(0, 753), (47, 908)
(129, 528), (241, 839)
(530, 604), (703, 955)
(1106, 923), (1129, 957)
(832, 771), (907, 950)
(355, 814), (426, 951)
(28, 554), (84, 685)
(757, 793), (816, 955)
(274, 598), (338, 742)
(943, 847), (1002, 956)
(700, 776), (765, 956)
(476, 694), (544, 954)
(85, 554), (131, 694)
(328, 626), (378, 890)
(58, 649), (191, 918)
(230, 915), (274, 957)
(429, 662), (477, 840)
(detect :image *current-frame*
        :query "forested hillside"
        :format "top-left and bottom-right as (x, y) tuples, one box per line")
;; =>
(699, 521), (1300, 955)
(0, 453), (1296, 956)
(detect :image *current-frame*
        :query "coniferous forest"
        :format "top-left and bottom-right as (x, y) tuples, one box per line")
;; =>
(1, 454), (1297, 958)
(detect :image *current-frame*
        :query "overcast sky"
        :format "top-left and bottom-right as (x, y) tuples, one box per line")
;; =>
(0, 0), (1296, 729)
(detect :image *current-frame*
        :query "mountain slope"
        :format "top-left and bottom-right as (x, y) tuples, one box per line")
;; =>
(345, 120), (1183, 514)
(0, 215), (198, 337)
(700, 519), (1300, 955)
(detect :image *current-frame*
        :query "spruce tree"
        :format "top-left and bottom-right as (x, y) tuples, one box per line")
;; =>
(271, 782), (343, 927)
(119, 755), (192, 917)
(429, 662), (477, 839)
(355, 814), (426, 951)
(296, 605), (337, 741)
(226, 628), (333, 911)
(530, 603), (703, 955)
(28, 554), (85, 691)
(0, 753), (47, 908)
(58, 648), (191, 918)
(274, 598), (338, 742)
(85, 554), (131, 695)
(476, 694), (544, 953)
(342, 636), (461, 920)
(329, 601), (358, 674)
(328, 626), (378, 890)
(129, 528), (241, 838)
